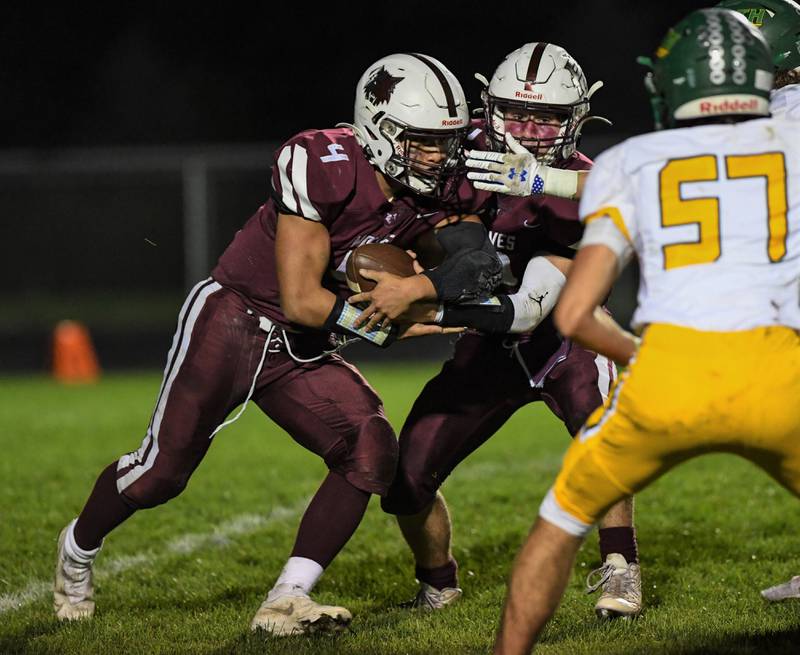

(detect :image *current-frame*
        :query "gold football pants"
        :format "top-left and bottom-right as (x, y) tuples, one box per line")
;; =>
(549, 323), (800, 528)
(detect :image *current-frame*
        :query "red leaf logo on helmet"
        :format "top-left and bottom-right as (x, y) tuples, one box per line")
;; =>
(364, 66), (405, 106)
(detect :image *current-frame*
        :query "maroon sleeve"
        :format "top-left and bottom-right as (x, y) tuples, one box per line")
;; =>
(465, 118), (488, 150)
(270, 129), (357, 227)
(539, 152), (594, 247)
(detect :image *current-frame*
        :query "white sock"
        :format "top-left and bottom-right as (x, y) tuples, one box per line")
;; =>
(64, 518), (101, 565)
(269, 556), (324, 598)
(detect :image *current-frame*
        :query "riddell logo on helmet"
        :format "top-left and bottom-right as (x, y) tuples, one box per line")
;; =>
(700, 98), (759, 114)
(515, 91), (544, 100)
(441, 118), (464, 126)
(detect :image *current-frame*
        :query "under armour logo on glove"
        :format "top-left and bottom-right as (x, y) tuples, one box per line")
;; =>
(466, 133), (545, 197)
(508, 168), (528, 182)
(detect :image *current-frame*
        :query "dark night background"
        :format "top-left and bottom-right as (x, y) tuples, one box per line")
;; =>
(3, 0), (711, 148)
(2, 0), (710, 370)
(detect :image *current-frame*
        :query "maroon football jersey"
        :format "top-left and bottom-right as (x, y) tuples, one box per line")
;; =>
(466, 120), (592, 294)
(463, 120), (594, 379)
(213, 127), (489, 329)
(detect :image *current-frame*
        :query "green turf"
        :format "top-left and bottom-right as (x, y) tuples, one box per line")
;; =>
(1, 365), (799, 654)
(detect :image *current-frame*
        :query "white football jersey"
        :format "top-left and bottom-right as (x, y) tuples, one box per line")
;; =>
(580, 117), (800, 332)
(771, 84), (800, 120)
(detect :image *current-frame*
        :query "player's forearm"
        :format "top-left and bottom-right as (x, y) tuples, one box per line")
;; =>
(557, 305), (638, 366)
(554, 244), (631, 361)
(280, 288), (339, 328)
(432, 255), (567, 334)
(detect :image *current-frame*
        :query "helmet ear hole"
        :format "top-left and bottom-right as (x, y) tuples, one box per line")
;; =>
(380, 119), (398, 137)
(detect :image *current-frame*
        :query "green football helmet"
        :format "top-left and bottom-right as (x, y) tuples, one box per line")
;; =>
(639, 8), (774, 129)
(717, 0), (800, 72)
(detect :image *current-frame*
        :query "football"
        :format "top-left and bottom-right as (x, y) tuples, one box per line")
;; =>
(346, 243), (416, 293)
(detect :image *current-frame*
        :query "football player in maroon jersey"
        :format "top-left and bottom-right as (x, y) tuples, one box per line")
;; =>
(354, 43), (642, 620)
(53, 53), (502, 635)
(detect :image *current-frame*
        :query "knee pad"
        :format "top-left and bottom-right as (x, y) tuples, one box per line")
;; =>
(325, 415), (398, 496)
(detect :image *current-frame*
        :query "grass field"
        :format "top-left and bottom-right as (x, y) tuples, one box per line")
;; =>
(1, 364), (800, 654)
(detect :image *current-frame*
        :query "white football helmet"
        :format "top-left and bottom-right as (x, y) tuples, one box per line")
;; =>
(477, 43), (609, 164)
(349, 53), (470, 197)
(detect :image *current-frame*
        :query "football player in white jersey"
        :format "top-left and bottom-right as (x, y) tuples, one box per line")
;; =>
(718, 0), (800, 119)
(717, 0), (800, 603)
(492, 8), (800, 654)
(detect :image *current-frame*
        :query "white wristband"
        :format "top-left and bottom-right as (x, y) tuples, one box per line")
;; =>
(542, 167), (580, 200)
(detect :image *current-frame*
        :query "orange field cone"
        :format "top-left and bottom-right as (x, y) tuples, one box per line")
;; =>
(52, 320), (101, 383)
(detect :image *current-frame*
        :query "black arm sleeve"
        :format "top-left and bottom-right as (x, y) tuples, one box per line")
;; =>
(421, 222), (503, 302)
(438, 295), (515, 334)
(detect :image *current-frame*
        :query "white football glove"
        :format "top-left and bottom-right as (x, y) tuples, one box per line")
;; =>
(466, 133), (543, 196)
(466, 133), (579, 200)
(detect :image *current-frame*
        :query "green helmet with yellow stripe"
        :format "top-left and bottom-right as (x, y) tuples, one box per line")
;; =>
(640, 8), (774, 129)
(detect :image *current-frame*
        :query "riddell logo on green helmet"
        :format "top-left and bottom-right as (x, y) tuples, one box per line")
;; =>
(700, 97), (761, 112)
(674, 94), (771, 120)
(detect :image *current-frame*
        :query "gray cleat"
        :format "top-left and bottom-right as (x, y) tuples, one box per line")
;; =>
(761, 576), (800, 602)
(403, 582), (462, 610)
(586, 553), (642, 620)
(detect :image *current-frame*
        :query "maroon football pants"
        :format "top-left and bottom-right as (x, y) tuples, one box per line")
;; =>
(382, 332), (614, 515)
(115, 279), (397, 510)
